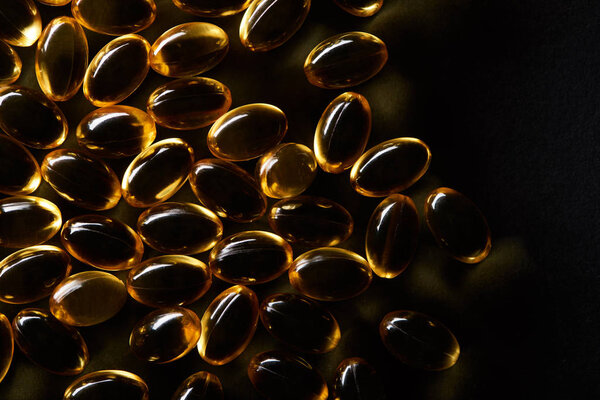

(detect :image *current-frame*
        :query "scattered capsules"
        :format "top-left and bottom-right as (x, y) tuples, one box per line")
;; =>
(172, 371), (224, 400)
(71, 0), (157, 36)
(63, 370), (150, 400)
(0, 314), (13, 384)
(172, 0), (252, 17)
(333, 358), (386, 400)
(0, 196), (62, 248)
(0, 0), (41, 47)
(333, 0), (384, 17)
(0, 42), (22, 85)
(0, 134), (41, 195)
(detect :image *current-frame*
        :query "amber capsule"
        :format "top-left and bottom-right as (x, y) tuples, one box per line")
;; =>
(0, 196), (61, 248)
(0, 0), (41, 47)
(173, 0), (251, 17)
(334, 0), (383, 17)
(0, 134), (41, 195)
(314, 92), (371, 173)
(172, 371), (223, 400)
(0, 314), (13, 383)
(130, 307), (201, 363)
(12, 308), (88, 375)
(38, 0), (72, 5)
(0, 41), (22, 85)
(198, 285), (258, 365)
(122, 138), (195, 208)
(333, 358), (385, 400)
(305, 32), (388, 89)
(71, 0), (156, 36)
(64, 371), (149, 400)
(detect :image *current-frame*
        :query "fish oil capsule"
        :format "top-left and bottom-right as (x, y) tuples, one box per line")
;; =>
(0, 41), (22, 85)
(71, 0), (157, 36)
(240, 0), (311, 52)
(189, 159), (267, 222)
(61, 215), (144, 271)
(366, 194), (419, 279)
(122, 138), (195, 208)
(198, 285), (258, 365)
(425, 187), (491, 263)
(0, 134), (41, 195)
(305, 32), (388, 89)
(260, 293), (340, 353)
(314, 92), (371, 173)
(289, 248), (372, 301)
(64, 370), (149, 400)
(268, 196), (353, 247)
(379, 310), (460, 371)
(0, 314), (13, 383)
(333, 0), (383, 17)
(350, 138), (431, 197)
(38, 0), (72, 5)
(147, 77), (232, 130)
(130, 307), (201, 363)
(150, 23), (228, 78)
(333, 358), (385, 400)
(173, 0), (252, 17)
(12, 308), (89, 375)
(209, 231), (292, 285)
(41, 149), (121, 210)
(248, 350), (328, 400)
(77, 106), (156, 158)
(172, 371), (223, 400)
(0, 0), (41, 47)
(35, 17), (88, 102)
(0, 86), (67, 149)
(0, 196), (61, 248)
(0, 246), (71, 304)
(83, 35), (150, 107)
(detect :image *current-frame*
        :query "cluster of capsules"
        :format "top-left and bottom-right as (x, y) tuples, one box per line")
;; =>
(0, 0), (493, 399)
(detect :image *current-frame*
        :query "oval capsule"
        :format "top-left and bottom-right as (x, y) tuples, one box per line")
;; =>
(0, 196), (61, 248)
(198, 285), (259, 365)
(333, 358), (385, 400)
(315, 92), (371, 173)
(173, 0), (251, 17)
(240, 0), (311, 52)
(0, 134), (41, 195)
(425, 187), (491, 263)
(71, 0), (156, 36)
(122, 138), (195, 208)
(0, 41), (22, 85)
(333, 0), (383, 17)
(0, 0), (41, 47)
(305, 32), (388, 89)
(172, 371), (223, 400)
(64, 370), (149, 400)
(0, 314), (13, 383)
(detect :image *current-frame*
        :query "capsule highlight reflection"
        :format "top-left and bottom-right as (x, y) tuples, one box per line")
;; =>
(333, 358), (385, 400)
(0, 0), (42, 47)
(63, 370), (149, 400)
(173, 0), (252, 17)
(71, 0), (157, 36)
(0, 314), (13, 383)
(333, 0), (383, 17)
(0, 196), (62, 248)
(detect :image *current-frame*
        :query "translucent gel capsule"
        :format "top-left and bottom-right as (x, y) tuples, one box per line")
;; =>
(122, 138), (195, 208)
(0, 314), (13, 383)
(350, 137), (431, 197)
(41, 149), (121, 210)
(12, 308), (89, 375)
(0, 196), (61, 248)
(240, 0), (311, 52)
(379, 310), (460, 371)
(71, 0), (157, 36)
(425, 187), (491, 263)
(130, 307), (201, 363)
(172, 0), (252, 17)
(268, 196), (353, 247)
(0, 134), (41, 195)
(209, 231), (292, 285)
(304, 32), (388, 89)
(38, 0), (72, 5)
(208, 104), (287, 161)
(172, 371), (223, 400)
(0, 41), (22, 85)
(0, 0), (41, 47)
(147, 77), (231, 130)
(333, 358), (385, 400)
(198, 285), (258, 365)
(64, 370), (149, 400)
(35, 17), (88, 102)
(289, 248), (372, 301)
(333, 0), (383, 17)
(314, 92), (371, 173)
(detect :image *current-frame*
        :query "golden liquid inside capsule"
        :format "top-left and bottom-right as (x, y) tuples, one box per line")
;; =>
(0, 246), (71, 304)
(172, 371), (223, 400)
(304, 32), (388, 89)
(425, 187), (492, 264)
(83, 35), (150, 107)
(0, 0), (42, 47)
(35, 17), (88, 102)
(71, 0), (157, 36)
(333, 0), (383, 17)
(0, 196), (62, 248)
(0, 134), (41, 195)
(63, 370), (149, 400)
(38, 0), (72, 5)
(147, 77), (231, 130)
(130, 307), (201, 364)
(240, 0), (311, 52)
(0, 313), (13, 384)
(333, 358), (385, 400)
(198, 285), (259, 365)
(314, 92), (371, 174)
(379, 310), (460, 371)
(0, 41), (22, 85)
(173, 0), (252, 17)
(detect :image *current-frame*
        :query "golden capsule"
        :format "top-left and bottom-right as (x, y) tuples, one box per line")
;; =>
(425, 187), (491, 264)
(0, 134), (41, 195)
(0, 246), (71, 304)
(12, 308), (89, 375)
(147, 77), (232, 130)
(198, 285), (259, 365)
(130, 307), (201, 364)
(0, 313), (13, 384)
(38, 0), (72, 5)
(189, 159), (267, 222)
(172, 371), (223, 400)
(240, 0), (311, 52)
(0, 0), (41, 47)
(379, 310), (460, 371)
(304, 32), (388, 89)
(333, 358), (385, 400)
(314, 92), (371, 173)
(0, 41), (22, 85)
(71, 0), (157, 36)
(333, 0), (383, 17)
(0, 196), (61, 248)
(122, 138), (195, 208)
(83, 35), (151, 107)
(173, 0), (252, 17)
(64, 370), (149, 400)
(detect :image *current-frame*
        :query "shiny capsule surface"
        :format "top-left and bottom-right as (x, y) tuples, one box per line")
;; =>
(314, 92), (371, 173)
(0, 0), (41, 47)
(425, 187), (491, 263)
(333, 0), (383, 17)
(304, 32), (388, 89)
(172, 371), (223, 400)
(173, 0), (251, 17)
(122, 138), (195, 208)
(0, 196), (61, 248)
(198, 285), (258, 365)
(38, 0), (72, 5)
(0, 41), (22, 85)
(0, 314), (13, 383)
(71, 0), (157, 36)
(379, 310), (460, 371)
(0, 134), (41, 195)
(240, 0), (311, 52)
(63, 370), (149, 400)
(130, 307), (201, 363)
(12, 308), (88, 375)
(333, 358), (385, 400)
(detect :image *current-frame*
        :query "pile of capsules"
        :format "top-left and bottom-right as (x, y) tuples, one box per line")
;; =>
(0, 0), (493, 399)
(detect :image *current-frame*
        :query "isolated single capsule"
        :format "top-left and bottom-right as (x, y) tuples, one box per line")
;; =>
(71, 0), (157, 36)
(198, 285), (259, 365)
(63, 370), (149, 400)
(0, 314), (13, 383)
(314, 92), (371, 173)
(12, 308), (88, 375)
(379, 310), (460, 371)
(333, 358), (385, 400)
(130, 307), (201, 363)
(425, 187), (491, 263)
(305, 32), (388, 89)
(172, 371), (223, 400)
(0, 134), (41, 195)
(0, 196), (61, 248)
(0, 0), (42, 47)
(240, 0), (311, 52)
(122, 138), (195, 208)
(173, 0), (251, 17)
(0, 41), (22, 85)
(38, 0), (72, 5)
(333, 0), (383, 17)
(268, 196), (353, 247)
